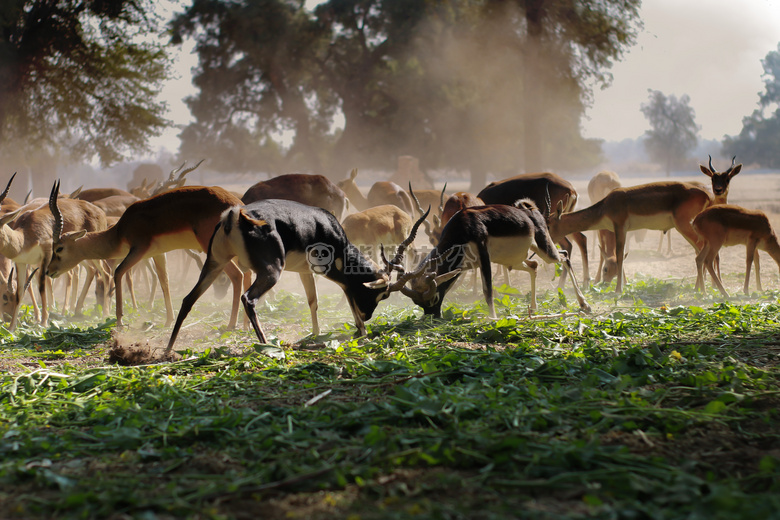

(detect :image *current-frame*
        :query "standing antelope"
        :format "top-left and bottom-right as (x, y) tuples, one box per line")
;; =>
(477, 172), (590, 287)
(165, 200), (429, 353)
(338, 168), (414, 214)
(587, 170), (623, 284)
(0, 180), (108, 329)
(241, 173), (348, 220)
(700, 155), (741, 204)
(692, 204), (779, 297)
(47, 185), (245, 329)
(547, 181), (714, 293)
(397, 200), (591, 318)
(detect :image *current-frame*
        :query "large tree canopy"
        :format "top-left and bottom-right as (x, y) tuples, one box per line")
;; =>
(722, 43), (780, 169)
(172, 0), (641, 181)
(0, 0), (170, 166)
(640, 89), (699, 175)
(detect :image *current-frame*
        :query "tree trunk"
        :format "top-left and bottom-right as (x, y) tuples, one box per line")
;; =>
(523, 0), (545, 173)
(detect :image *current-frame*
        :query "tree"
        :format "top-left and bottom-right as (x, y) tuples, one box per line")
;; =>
(0, 0), (169, 177)
(722, 43), (780, 168)
(172, 0), (640, 182)
(640, 90), (699, 175)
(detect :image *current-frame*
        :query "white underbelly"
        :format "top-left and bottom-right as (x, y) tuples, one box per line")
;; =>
(626, 214), (675, 232)
(453, 236), (533, 270)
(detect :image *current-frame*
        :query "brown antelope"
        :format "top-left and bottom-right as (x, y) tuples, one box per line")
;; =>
(692, 204), (779, 297)
(701, 155), (741, 204)
(88, 195), (141, 218)
(165, 199), (429, 353)
(547, 181), (714, 293)
(341, 205), (414, 265)
(241, 173), (348, 219)
(129, 161), (200, 199)
(46, 185), (245, 329)
(0, 180), (109, 329)
(397, 200), (591, 318)
(587, 171), (623, 284)
(77, 187), (135, 203)
(477, 172), (590, 288)
(338, 168), (414, 214)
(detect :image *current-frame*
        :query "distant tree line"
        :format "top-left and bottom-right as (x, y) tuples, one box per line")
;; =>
(170, 0), (642, 187)
(642, 43), (780, 173)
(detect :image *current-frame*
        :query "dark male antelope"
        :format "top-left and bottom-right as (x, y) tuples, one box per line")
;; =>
(165, 199), (429, 352)
(398, 200), (591, 318)
(477, 172), (590, 288)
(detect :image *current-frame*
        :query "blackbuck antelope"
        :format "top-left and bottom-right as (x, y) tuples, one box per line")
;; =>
(341, 205), (414, 265)
(0, 180), (108, 329)
(477, 172), (590, 288)
(338, 168), (414, 214)
(397, 200), (591, 318)
(700, 155), (742, 204)
(241, 173), (348, 220)
(587, 171), (623, 284)
(165, 200), (429, 353)
(692, 204), (779, 297)
(408, 184), (475, 246)
(76, 187), (135, 203)
(47, 185), (245, 329)
(547, 181), (714, 293)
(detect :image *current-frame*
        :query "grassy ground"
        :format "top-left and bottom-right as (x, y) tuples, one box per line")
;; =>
(1, 277), (779, 519)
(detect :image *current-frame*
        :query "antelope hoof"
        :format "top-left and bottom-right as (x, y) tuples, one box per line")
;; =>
(579, 302), (592, 314)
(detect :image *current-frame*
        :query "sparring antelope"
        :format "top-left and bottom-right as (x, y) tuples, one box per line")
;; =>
(397, 200), (591, 318)
(47, 185), (245, 329)
(338, 168), (414, 214)
(0, 180), (108, 329)
(165, 199), (429, 352)
(547, 181), (714, 293)
(241, 173), (348, 220)
(692, 204), (779, 297)
(477, 172), (590, 287)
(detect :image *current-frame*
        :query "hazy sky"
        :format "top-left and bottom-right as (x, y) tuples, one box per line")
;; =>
(152, 0), (780, 154)
(582, 0), (780, 142)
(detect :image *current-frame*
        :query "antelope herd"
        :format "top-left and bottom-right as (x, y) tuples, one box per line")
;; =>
(1, 155), (777, 350)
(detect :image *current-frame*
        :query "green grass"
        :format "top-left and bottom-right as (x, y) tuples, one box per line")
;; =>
(1, 279), (779, 519)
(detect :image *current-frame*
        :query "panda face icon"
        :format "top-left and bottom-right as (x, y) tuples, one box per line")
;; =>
(306, 243), (335, 274)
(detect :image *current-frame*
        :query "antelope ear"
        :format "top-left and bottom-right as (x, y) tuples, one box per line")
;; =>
(699, 165), (713, 177)
(62, 229), (88, 241)
(555, 200), (564, 219)
(729, 164), (742, 178)
(434, 269), (461, 285)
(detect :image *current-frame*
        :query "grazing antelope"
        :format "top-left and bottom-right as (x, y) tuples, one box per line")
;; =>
(47, 185), (245, 329)
(338, 168), (414, 214)
(341, 205), (414, 265)
(587, 171), (623, 284)
(477, 172), (590, 288)
(397, 200), (591, 318)
(165, 199), (429, 352)
(547, 181), (714, 293)
(77, 187), (135, 203)
(0, 180), (109, 329)
(241, 173), (348, 220)
(692, 204), (779, 297)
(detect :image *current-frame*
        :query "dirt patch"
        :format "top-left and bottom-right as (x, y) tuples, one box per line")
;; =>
(106, 330), (180, 365)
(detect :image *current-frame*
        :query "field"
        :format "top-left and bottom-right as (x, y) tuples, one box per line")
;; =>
(1, 172), (780, 519)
